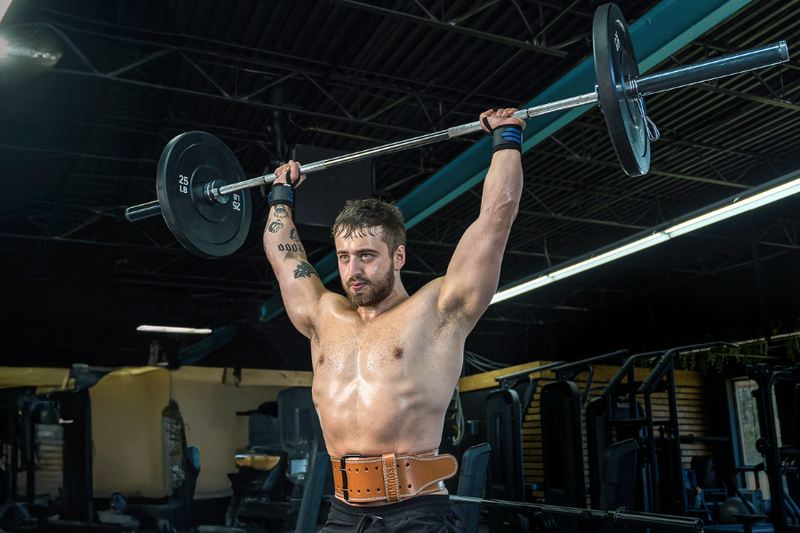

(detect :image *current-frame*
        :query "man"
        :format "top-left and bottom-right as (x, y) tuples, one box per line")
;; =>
(263, 108), (525, 532)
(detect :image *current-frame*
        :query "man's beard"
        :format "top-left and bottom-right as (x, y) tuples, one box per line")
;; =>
(343, 265), (396, 307)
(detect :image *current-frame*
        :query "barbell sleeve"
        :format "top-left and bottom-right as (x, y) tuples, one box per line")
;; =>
(633, 41), (788, 97)
(125, 200), (162, 222)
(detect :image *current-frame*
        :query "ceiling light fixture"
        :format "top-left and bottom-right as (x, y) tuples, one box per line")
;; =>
(0, 23), (63, 82)
(136, 325), (213, 335)
(491, 171), (800, 305)
(0, 0), (12, 25)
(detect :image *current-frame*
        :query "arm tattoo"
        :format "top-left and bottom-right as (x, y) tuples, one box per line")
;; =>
(294, 261), (318, 279)
(290, 228), (300, 243)
(268, 220), (284, 233)
(273, 204), (289, 219)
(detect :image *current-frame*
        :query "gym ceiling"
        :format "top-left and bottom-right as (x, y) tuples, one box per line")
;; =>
(1, 0), (799, 369)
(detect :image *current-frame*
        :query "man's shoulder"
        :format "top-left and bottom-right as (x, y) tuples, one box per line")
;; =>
(318, 290), (356, 314)
(404, 277), (445, 304)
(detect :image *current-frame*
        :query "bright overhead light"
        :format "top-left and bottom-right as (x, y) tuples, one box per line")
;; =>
(664, 175), (800, 237)
(137, 325), (213, 335)
(491, 276), (555, 305)
(491, 233), (669, 304)
(548, 233), (670, 279)
(0, 1), (12, 25)
(491, 171), (800, 305)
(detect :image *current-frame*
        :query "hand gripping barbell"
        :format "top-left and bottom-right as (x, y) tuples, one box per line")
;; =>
(124, 3), (790, 258)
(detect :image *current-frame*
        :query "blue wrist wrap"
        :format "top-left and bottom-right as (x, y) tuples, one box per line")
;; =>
(492, 125), (523, 153)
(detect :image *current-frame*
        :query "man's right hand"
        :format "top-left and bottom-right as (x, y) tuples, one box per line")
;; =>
(273, 160), (307, 188)
(479, 108), (526, 134)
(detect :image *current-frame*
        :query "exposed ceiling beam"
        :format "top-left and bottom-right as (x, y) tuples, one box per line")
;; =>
(261, 0), (759, 321)
(325, 0), (568, 57)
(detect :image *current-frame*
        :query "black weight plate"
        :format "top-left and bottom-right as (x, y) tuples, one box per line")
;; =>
(593, 3), (649, 177)
(156, 131), (251, 258)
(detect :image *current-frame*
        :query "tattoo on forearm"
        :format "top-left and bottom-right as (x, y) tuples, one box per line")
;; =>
(290, 228), (300, 243)
(278, 243), (304, 253)
(273, 205), (289, 219)
(268, 220), (284, 233)
(294, 261), (318, 279)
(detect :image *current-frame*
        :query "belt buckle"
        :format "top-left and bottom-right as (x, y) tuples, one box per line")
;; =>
(339, 454), (364, 502)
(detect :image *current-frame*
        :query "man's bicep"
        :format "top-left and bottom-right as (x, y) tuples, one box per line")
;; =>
(439, 220), (507, 322)
(274, 255), (328, 333)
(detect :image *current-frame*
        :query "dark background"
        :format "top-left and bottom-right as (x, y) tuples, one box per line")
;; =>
(0, 0), (799, 372)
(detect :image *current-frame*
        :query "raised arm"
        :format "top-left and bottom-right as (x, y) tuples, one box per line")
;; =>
(263, 161), (326, 338)
(438, 108), (525, 328)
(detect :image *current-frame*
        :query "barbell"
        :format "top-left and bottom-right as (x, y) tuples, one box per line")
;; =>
(124, 3), (790, 258)
(449, 495), (705, 533)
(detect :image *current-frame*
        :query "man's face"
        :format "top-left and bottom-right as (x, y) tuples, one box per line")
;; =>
(335, 227), (398, 307)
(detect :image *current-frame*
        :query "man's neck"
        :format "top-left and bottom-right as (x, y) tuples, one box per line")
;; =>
(356, 281), (409, 322)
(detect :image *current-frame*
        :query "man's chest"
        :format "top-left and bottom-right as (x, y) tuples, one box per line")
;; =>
(312, 312), (443, 376)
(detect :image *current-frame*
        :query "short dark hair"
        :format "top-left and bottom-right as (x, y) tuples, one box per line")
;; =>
(332, 198), (406, 254)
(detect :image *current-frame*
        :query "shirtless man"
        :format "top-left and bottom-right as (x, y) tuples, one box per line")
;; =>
(263, 108), (525, 532)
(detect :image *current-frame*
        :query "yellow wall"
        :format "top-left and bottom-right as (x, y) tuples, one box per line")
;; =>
(90, 367), (170, 498)
(169, 367), (311, 498)
(0, 365), (317, 500)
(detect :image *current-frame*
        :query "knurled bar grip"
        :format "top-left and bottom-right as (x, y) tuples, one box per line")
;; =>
(124, 41), (788, 223)
(449, 495), (704, 533)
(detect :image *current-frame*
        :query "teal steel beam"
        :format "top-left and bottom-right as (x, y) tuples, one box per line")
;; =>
(262, 0), (755, 321)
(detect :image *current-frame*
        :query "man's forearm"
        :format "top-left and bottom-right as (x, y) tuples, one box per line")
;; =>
(263, 204), (319, 280)
(481, 150), (523, 225)
(263, 203), (304, 257)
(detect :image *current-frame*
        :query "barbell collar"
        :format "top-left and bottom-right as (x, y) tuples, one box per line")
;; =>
(203, 179), (229, 206)
(632, 41), (788, 98)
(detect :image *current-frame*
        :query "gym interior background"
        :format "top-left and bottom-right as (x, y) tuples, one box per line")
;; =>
(1, 0), (800, 531)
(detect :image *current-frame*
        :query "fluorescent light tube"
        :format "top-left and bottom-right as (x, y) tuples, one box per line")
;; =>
(490, 173), (800, 305)
(665, 176), (800, 237)
(491, 276), (554, 304)
(137, 325), (212, 335)
(548, 233), (669, 279)
(0, 1), (12, 25)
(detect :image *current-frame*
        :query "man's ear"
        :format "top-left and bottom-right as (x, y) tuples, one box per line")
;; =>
(394, 245), (406, 270)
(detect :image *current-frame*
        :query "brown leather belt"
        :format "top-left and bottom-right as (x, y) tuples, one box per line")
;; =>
(331, 450), (458, 503)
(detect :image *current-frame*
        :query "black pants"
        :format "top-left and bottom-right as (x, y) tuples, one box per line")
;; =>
(320, 494), (458, 533)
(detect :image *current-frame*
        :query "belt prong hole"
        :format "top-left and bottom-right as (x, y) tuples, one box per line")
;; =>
(367, 489), (370, 493)
(377, 488), (381, 492)
(356, 468), (359, 472)
(406, 462), (409, 467)
(375, 466), (379, 470)
(407, 484), (412, 489)
(357, 490), (361, 494)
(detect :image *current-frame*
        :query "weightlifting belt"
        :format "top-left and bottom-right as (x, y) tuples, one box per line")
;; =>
(332, 450), (458, 503)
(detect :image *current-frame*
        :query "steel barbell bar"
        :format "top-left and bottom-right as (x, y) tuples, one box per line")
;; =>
(449, 495), (705, 533)
(125, 40), (789, 224)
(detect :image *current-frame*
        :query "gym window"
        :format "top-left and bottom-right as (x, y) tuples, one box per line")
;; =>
(731, 378), (780, 499)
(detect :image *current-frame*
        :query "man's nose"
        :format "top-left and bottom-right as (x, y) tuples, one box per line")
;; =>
(347, 258), (364, 277)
